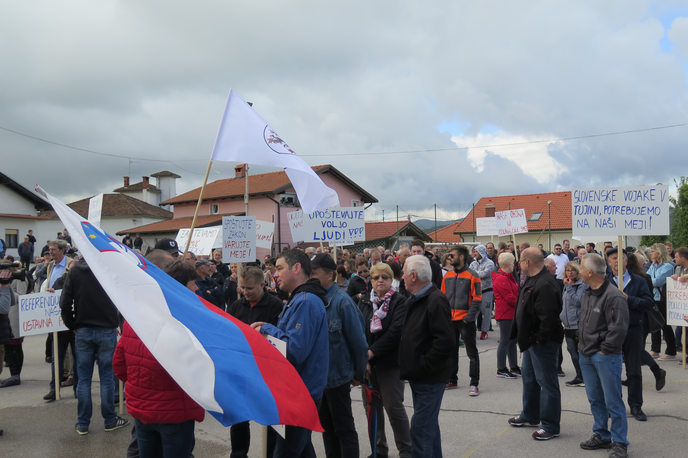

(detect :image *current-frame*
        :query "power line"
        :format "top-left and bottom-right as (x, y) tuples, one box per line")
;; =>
(1, 121), (686, 162)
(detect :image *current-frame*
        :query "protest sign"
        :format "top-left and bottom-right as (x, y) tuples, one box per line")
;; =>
(287, 210), (305, 242)
(18, 291), (68, 337)
(88, 193), (103, 228)
(571, 185), (670, 236)
(476, 217), (498, 236)
(495, 209), (528, 236)
(667, 278), (688, 327)
(302, 207), (365, 243)
(222, 216), (256, 262)
(176, 227), (221, 257)
(255, 220), (275, 249)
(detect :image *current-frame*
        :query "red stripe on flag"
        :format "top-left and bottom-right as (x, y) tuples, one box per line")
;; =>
(203, 301), (324, 432)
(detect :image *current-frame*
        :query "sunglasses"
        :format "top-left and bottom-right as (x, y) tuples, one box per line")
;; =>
(358, 269), (369, 274)
(371, 274), (391, 281)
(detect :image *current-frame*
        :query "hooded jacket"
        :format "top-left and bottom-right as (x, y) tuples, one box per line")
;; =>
(469, 245), (495, 291)
(260, 278), (329, 399)
(492, 268), (519, 320)
(560, 278), (588, 330)
(60, 259), (119, 330)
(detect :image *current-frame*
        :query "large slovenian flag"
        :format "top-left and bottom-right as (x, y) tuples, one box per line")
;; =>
(40, 187), (322, 431)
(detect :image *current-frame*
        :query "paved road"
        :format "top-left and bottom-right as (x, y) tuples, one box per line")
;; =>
(2, 333), (687, 457)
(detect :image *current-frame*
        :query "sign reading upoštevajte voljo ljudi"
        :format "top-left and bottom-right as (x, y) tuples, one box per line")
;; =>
(495, 209), (528, 236)
(667, 278), (688, 327)
(18, 291), (68, 337)
(301, 207), (365, 243)
(571, 185), (670, 236)
(222, 216), (257, 263)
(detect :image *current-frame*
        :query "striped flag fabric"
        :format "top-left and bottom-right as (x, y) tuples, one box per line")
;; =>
(40, 187), (322, 431)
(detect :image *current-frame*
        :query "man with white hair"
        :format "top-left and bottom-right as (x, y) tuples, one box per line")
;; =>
(577, 253), (630, 458)
(305, 246), (317, 260)
(399, 255), (455, 457)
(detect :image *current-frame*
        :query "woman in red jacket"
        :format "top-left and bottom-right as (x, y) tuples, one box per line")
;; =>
(492, 252), (520, 379)
(113, 261), (205, 458)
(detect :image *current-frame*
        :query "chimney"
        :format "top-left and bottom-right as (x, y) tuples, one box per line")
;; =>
(124, 176), (130, 187)
(484, 203), (495, 217)
(142, 176), (150, 189)
(235, 164), (247, 178)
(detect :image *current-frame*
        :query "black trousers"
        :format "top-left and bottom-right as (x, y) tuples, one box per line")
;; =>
(319, 383), (359, 458)
(623, 325), (644, 409)
(4, 343), (23, 376)
(651, 300), (676, 355)
(229, 421), (276, 458)
(451, 320), (479, 386)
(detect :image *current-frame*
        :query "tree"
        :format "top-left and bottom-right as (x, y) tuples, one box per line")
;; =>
(670, 176), (688, 249)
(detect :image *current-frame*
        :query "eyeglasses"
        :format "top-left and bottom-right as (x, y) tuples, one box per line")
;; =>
(358, 269), (369, 274)
(371, 274), (391, 281)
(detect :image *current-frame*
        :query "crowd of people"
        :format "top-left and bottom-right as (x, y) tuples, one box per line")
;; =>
(2, 229), (688, 458)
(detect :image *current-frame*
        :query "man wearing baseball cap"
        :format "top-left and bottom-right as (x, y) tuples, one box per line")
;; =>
(153, 239), (180, 257)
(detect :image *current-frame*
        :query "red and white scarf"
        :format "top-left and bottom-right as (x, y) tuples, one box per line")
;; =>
(370, 287), (396, 334)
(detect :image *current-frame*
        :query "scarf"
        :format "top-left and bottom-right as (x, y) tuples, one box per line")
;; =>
(370, 287), (396, 334)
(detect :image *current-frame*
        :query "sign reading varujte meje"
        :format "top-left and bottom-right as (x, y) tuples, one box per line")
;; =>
(495, 209), (528, 236)
(18, 291), (68, 337)
(222, 216), (257, 263)
(667, 278), (688, 327)
(302, 207), (365, 243)
(571, 185), (670, 236)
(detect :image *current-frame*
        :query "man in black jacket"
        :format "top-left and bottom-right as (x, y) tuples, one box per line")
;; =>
(60, 259), (128, 434)
(399, 255), (455, 458)
(226, 266), (283, 458)
(606, 248), (654, 422)
(508, 248), (564, 441)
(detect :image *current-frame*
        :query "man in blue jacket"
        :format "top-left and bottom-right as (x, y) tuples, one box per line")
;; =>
(310, 253), (368, 458)
(251, 249), (329, 458)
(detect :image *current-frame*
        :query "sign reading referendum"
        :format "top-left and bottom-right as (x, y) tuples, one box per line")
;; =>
(176, 227), (221, 257)
(18, 291), (68, 337)
(476, 217), (498, 236)
(222, 216), (256, 262)
(667, 278), (688, 327)
(571, 185), (670, 236)
(302, 207), (365, 243)
(495, 209), (528, 236)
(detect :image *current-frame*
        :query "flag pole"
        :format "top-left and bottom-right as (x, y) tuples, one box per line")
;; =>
(183, 159), (214, 259)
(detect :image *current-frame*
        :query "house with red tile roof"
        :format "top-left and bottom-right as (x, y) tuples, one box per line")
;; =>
(348, 221), (431, 252)
(436, 191), (574, 252)
(117, 164), (377, 258)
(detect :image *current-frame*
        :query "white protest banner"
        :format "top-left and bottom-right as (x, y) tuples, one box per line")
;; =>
(176, 227), (221, 257)
(495, 209), (528, 236)
(571, 185), (670, 236)
(476, 217), (498, 236)
(222, 216), (256, 262)
(88, 193), (103, 228)
(667, 278), (688, 327)
(302, 207), (365, 243)
(255, 220), (275, 249)
(18, 291), (68, 337)
(287, 210), (305, 242)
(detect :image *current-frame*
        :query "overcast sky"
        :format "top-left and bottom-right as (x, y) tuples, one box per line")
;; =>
(2, 1), (688, 221)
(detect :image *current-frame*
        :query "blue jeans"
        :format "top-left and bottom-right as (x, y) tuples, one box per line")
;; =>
(136, 419), (196, 458)
(75, 327), (117, 428)
(579, 352), (629, 446)
(520, 341), (561, 435)
(409, 381), (445, 458)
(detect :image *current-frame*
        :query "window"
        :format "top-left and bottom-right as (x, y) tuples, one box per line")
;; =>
(5, 229), (18, 248)
(352, 200), (360, 207)
(528, 212), (543, 222)
(210, 204), (219, 215)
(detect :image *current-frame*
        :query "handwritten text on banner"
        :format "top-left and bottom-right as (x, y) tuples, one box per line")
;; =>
(667, 278), (688, 327)
(571, 185), (670, 236)
(176, 227), (221, 257)
(302, 207), (365, 243)
(18, 291), (68, 337)
(495, 209), (528, 236)
(476, 217), (498, 237)
(222, 216), (256, 262)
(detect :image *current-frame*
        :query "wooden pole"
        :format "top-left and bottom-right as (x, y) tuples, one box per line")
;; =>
(53, 331), (60, 400)
(118, 380), (124, 415)
(333, 241), (337, 264)
(182, 159), (214, 259)
(262, 426), (268, 458)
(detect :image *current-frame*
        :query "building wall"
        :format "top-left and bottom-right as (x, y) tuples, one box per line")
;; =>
(0, 185), (39, 215)
(1, 217), (47, 258)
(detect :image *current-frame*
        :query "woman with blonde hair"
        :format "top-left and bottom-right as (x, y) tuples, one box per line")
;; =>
(648, 243), (676, 359)
(491, 251), (520, 378)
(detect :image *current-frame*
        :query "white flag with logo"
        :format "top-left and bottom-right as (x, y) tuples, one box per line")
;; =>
(210, 89), (340, 214)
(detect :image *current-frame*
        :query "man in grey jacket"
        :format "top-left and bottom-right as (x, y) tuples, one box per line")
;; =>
(578, 254), (630, 458)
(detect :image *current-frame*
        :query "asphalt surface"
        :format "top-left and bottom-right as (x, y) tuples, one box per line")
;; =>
(1, 332), (687, 457)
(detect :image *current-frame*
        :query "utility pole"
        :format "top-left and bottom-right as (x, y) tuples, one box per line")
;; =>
(548, 200), (552, 252)
(434, 204), (437, 243)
